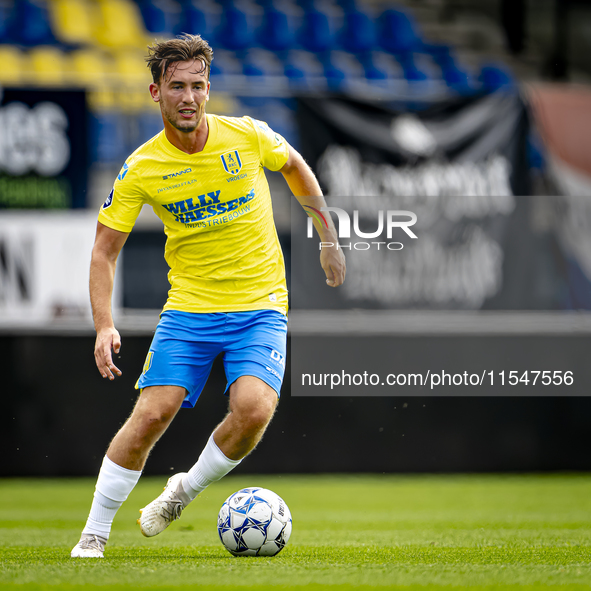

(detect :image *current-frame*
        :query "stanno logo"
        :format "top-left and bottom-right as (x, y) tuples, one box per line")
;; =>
(163, 167), (191, 180)
(221, 151), (242, 175)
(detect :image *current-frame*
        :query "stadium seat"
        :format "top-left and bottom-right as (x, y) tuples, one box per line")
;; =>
(242, 48), (283, 77)
(283, 49), (324, 88)
(378, 8), (423, 54)
(29, 46), (70, 85)
(215, 1), (257, 51)
(396, 52), (429, 82)
(90, 112), (128, 164)
(358, 51), (393, 81)
(479, 64), (514, 92)
(298, 4), (335, 53)
(10, 0), (57, 46)
(441, 62), (473, 94)
(93, 0), (150, 49)
(338, 6), (376, 54)
(70, 48), (113, 86)
(137, 0), (181, 36)
(209, 49), (243, 76)
(0, 46), (28, 86)
(209, 59), (224, 76)
(320, 50), (363, 90)
(113, 48), (153, 85)
(137, 111), (165, 145)
(257, 3), (297, 52)
(0, 1), (14, 43)
(176, 0), (221, 42)
(50, 0), (96, 46)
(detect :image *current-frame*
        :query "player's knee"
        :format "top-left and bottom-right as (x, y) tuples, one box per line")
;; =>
(147, 408), (175, 427)
(239, 398), (276, 431)
(134, 407), (175, 438)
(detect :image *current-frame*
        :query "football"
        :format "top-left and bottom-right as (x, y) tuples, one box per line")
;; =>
(217, 487), (292, 556)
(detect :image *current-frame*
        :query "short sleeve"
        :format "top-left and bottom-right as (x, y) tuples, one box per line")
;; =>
(249, 117), (289, 171)
(97, 160), (145, 233)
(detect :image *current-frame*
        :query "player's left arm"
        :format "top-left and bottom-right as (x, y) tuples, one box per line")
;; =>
(280, 144), (346, 288)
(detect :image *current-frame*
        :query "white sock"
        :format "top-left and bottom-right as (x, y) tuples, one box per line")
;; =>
(82, 455), (142, 540)
(182, 434), (242, 501)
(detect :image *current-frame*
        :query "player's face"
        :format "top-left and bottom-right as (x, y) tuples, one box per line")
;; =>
(151, 60), (210, 133)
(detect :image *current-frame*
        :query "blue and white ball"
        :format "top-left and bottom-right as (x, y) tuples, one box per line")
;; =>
(217, 487), (292, 556)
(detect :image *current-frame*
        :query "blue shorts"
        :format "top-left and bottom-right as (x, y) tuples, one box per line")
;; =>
(136, 310), (288, 408)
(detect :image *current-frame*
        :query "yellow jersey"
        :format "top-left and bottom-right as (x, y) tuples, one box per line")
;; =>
(98, 114), (289, 315)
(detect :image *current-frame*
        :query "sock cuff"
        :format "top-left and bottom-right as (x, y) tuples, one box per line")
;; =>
(183, 434), (242, 499)
(209, 434), (242, 467)
(103, 455), (143, 477)
(96, 455), (142, 503)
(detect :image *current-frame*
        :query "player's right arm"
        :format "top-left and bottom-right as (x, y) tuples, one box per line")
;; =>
(90, 222), (130, 380)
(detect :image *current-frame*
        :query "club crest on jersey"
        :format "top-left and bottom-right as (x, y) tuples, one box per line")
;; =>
(221, 151), (242, 175)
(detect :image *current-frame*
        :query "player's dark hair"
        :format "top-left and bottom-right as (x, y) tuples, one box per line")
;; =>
(146, 34), (214, 84)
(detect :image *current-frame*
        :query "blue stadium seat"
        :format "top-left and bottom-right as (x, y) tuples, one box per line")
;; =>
(479, 64), (514, 92)
(90, 113), (128, 165)
(137, 0), (181, 36)
(283, 49), (323, 87)
(176, 0), (220, 42)
(441, 62), (473, 94)
(137, 112), (164, 146)
(257, 3), (296, 52)
(0, 1), (14, 43)
(242, 59), (265, 76)
(284, 61), (307, 82)
(242, 48), (282, 76)
(323, 55), (347, 90)
(209, 48), (242, 75)
(210, 58), (224, 76)
(236, 96), (298, 147)
(358, 52), (388, 80)
(396, 52), (429, 82)
(378, 8), (423, 54)
(298, 5), (335, 53)
(9, 0), (57, 46)
(339, 6), (376, 53)
(215, 1), (256, 51)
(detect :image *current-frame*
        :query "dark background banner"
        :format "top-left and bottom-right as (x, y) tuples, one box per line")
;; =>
(0, 89), (88, 209)
(2, 334), (590, 476)
(295, 93), (591, 310)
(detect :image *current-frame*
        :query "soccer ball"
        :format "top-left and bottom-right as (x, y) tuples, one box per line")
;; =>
(217, 487), (292, 556)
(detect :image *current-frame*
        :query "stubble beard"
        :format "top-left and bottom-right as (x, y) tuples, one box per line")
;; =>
(162, 103), (203, 133)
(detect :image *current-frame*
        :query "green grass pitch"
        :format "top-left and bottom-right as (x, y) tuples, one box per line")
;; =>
(1, 474), (591, 590)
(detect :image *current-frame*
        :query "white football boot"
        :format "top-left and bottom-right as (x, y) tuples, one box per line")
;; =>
(71, 534), (107, 558)
(138, 473), (191, 537)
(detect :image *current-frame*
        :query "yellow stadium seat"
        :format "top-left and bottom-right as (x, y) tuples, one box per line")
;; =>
(113, 48), (152, 85)
(0, 46), (27, 86)
(94, 0), (151, 49)
(70, 48), (114, 86)
(50, 0), (97, 46)
(111, 48), (155, 111)
(28, 46), (70, 86)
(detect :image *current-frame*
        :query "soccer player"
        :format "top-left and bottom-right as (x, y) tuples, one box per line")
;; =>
(71, 34), (345, 558)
